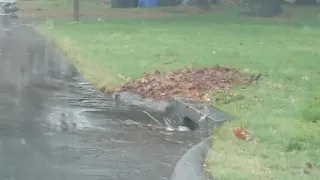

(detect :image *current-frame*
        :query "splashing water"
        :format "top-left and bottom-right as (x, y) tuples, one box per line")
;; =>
(199, 105), (209, 122)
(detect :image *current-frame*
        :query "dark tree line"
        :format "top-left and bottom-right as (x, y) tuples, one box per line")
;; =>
(111, 0), (320, 17)
(239, 0), (283, 17)
(240, 0), (320, 17)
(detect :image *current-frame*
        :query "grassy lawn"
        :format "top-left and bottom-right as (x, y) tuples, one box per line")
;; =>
(36, 4), (320, 180)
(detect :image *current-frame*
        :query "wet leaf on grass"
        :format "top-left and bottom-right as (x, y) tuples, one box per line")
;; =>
(233, 127), (251, 141)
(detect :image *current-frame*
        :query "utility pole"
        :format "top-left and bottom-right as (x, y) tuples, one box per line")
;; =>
(73, 0), (79, 22)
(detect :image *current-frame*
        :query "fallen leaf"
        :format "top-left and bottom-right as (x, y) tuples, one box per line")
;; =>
(202, 94), (211, 102)
(233, 127), (251, 141)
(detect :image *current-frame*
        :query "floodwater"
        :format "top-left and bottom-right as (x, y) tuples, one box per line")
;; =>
(0, 19), (208, 180)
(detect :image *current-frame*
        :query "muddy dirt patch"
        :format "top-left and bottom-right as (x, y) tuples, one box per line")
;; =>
(118, 66), (261, 101)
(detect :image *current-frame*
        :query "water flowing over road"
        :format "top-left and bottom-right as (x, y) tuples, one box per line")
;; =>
(0, 19), (209, 180)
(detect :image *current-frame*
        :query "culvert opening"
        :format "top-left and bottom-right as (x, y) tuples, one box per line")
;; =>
(180, 117), (199, 131)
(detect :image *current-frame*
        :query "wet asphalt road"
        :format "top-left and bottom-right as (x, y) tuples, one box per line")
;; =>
(0, 20), (208, 180)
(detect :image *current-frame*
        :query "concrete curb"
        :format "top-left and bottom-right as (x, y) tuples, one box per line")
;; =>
(170, 98), (234, 135)
(170, 137), (212, 180)
(112, 91), (170, 113)
(113, 92), (234, 180)
(168, 99), (233, 180)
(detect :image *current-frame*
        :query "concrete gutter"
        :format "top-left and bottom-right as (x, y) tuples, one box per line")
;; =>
(168, 98), (233, 180)
(111, 91), (170, 113)
(170, 137), (212, 180)
(169, 97), (234, 136)
(113, 91), (234, 180)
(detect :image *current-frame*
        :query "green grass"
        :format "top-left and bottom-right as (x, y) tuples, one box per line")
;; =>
(37, 5), (320, 180)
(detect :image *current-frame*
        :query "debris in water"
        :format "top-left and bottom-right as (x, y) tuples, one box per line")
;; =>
(142, 110), (163, 126)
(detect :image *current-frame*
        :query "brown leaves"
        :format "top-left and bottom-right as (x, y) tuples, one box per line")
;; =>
(119, 66), (259, 101)
(233, 127), (251, 141)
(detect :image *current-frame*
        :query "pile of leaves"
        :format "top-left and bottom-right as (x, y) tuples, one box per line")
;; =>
(118, 65), (261, 101)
